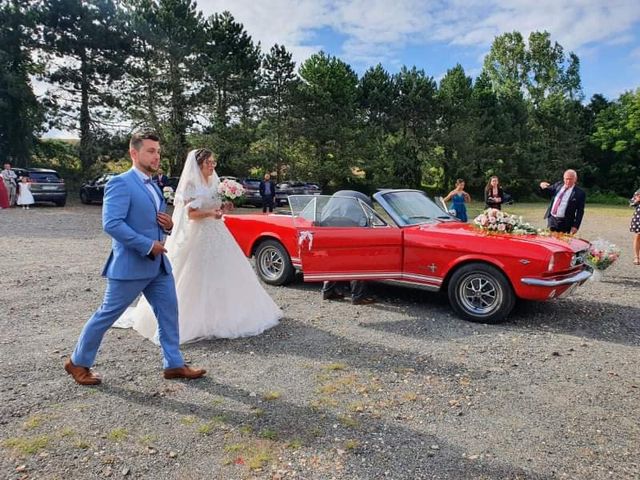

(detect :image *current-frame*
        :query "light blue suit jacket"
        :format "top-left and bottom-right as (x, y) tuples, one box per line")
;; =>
(101, 169), (172, 280)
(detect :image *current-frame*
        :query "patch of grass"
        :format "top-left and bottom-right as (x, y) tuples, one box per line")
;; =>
(180, 415), (197, 425)
(138, 434), (157, 446)
(324, 362), (347, 371)
(211, 414), (229, 424)
(344, 439), (360, 451)
(247, 448), (272, 470)
(23, 414), (45, 430)
(239, 425), (253, 436)
(253, 408), (265, 418)
(287, 438), (303, 449)
(337, 415), (359, 428)
(74, 439), (91, 449)
(197, 423), (214, 436)
(210, 396), (224, 406)
(107, 428), (128, 442)
(262, 391), (281, 401)
(60, 428), (75, 438)
(259, 429), (278, 440)
(224, 443), (245, 452)
(402, 392), (418, 402)
(4, 436), (50, 455)
(349, 401), (366, 413)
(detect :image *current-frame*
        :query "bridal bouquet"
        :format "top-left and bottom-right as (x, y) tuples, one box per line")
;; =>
(473, 208), (540, 235)
(218, 178), (245, 206)
(162, 186), (175, 204)
(586, 239), (620, 271)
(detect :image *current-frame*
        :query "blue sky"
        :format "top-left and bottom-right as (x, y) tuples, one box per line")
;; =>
(201, 0), (640, 100)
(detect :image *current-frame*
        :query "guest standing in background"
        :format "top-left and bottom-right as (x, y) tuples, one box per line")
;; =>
(0, 175), (9, 209)
(539, 169), (586, 235)
(484, 176), (505, 210)
(154, 167), (169, 189)
(16, 176), (35, 209)
(259, 173), (276, 213)
(1, 163), (17, 206)
(443, 179), (471, 222)
(630, 189), (640, 265)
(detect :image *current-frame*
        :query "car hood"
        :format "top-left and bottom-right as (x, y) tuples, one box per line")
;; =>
(415, 221), (590, 253)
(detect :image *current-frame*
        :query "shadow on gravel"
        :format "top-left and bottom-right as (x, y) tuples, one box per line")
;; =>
(508, 299), (640, 346)
(182, 318), (478, 379)
(100, 381), (546, 480)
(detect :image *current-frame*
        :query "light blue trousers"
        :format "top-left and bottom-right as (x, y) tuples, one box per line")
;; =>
(71, 274), (184, 369)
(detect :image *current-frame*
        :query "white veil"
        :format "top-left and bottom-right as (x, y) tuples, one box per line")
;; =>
(166, 149), (219, 251)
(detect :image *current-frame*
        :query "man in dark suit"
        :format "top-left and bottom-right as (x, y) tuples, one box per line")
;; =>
(539, 169), (586, 234)
(153, 167), (169, 189)
(259, 173), (276, 213)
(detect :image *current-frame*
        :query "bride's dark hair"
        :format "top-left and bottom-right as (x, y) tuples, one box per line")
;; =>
(194, 148), (214, 166)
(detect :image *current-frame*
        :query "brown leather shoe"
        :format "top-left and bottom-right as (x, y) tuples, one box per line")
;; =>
(64, 358), (102, 385)
(352, 297), (376, 306)
(163, 365), (206, 380)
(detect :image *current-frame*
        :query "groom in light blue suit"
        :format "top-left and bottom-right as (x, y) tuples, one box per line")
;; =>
(65, 130), (206, 385)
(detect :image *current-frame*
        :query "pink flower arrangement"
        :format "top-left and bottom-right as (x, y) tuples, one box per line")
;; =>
(217, 178), (245, 205)
(586, 239), (620, 271)
(473, 208), (540, 235)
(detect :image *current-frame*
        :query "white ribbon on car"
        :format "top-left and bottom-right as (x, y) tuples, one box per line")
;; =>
(298, 230), (314, 251)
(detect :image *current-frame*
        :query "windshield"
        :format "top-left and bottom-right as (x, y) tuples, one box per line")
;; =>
(29, 172), (61, 183)
(376, 190), (457, 226)
(291, 195), (387, 227)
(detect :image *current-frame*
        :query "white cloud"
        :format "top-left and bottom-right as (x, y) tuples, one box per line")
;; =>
(198, 0), (640, 67)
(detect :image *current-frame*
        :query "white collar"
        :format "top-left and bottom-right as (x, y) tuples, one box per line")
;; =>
(132, 166), (152, 182)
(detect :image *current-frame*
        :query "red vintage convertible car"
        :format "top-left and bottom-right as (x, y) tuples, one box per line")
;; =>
(224, 190), (592, 323)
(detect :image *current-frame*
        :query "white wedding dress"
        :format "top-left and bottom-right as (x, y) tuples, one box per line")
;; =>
(114, 155), (282, 344)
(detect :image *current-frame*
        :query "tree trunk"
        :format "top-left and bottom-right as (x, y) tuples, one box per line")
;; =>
(79, 49), (93, 172)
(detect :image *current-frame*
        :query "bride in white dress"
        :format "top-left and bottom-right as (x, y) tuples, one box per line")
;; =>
(114, 148), (282, 344)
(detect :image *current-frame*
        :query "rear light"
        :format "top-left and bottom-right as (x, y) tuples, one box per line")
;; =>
(60, 178), (65, 183)
(547, 254), (555, 272)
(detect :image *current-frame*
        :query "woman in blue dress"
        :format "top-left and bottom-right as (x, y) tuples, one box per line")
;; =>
(443, 178), (471, 222)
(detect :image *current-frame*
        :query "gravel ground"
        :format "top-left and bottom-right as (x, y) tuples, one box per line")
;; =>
(1, 201), (638, 480)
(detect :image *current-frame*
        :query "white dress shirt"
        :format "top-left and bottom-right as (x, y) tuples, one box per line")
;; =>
(552, 186), (574, 218)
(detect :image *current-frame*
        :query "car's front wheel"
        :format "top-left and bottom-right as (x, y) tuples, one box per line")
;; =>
(80, 190), (90, 204)
(447, 262), (515, 324)
(254, 239), (295, 286)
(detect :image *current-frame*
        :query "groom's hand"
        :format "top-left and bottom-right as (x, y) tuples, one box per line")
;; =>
(150, 240), (167, 258)
(157, 212), (173, 231)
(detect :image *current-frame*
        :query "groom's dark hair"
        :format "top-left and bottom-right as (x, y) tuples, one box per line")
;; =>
(130, 128), (160, 151)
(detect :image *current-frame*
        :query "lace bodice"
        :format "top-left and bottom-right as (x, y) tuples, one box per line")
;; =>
(187, 184), (222, 211)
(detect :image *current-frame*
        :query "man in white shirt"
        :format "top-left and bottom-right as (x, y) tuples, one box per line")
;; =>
(539, 169), (586, 234)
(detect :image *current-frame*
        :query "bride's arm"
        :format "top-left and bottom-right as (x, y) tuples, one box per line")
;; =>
(187, 206), (222, 220)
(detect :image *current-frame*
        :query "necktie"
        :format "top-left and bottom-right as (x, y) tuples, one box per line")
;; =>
(551, 188), (566, 216)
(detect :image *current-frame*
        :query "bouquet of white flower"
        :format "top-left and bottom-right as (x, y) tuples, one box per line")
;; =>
(473, 208), (540, 235)
(217, 178), (245, 206)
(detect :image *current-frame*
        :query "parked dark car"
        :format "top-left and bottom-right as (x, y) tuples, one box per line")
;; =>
(275, 181), (322, 206)
(79, 173), (115, 204)
(240, 178), (263, 207)
(13, 168), (67, 207)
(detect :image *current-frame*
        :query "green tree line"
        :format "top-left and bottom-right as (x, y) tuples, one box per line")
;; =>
(1, 0), (638, 198)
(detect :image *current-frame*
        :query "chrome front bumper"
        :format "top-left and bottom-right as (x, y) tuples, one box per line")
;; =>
(521, 268), (592, 287)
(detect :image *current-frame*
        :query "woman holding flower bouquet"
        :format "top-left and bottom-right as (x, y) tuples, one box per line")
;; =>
(114, 148), (282, 343)
(631, 189), (640, 265)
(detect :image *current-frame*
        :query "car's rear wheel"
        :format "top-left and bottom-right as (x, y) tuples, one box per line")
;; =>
(254, 239), (295, 286)
(447, 262), (515, 324)
(80, 190), (90, 204)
